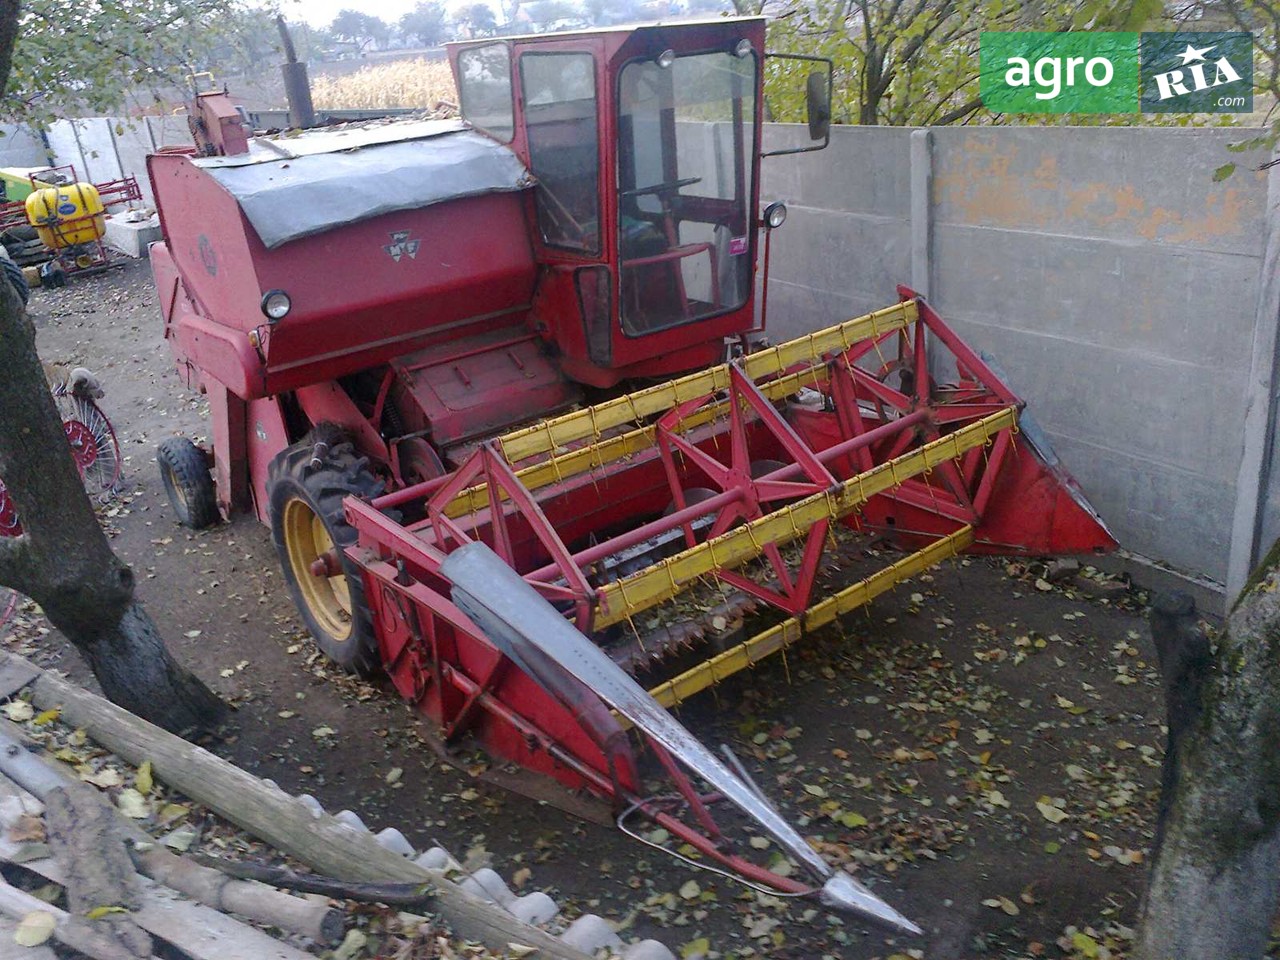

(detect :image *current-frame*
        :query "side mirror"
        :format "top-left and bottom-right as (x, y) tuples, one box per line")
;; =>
(806, 71), (831, 142)
(761, 53), (833, 157)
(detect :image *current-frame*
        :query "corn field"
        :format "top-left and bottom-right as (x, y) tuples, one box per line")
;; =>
(310, 59), (458, 110)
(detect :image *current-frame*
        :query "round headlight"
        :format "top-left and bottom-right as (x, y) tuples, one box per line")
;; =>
(733, 39), (753, 59)
(763, 201), (788, 230)
(261, 289), (291, 321)
(656, 49), (676, 69)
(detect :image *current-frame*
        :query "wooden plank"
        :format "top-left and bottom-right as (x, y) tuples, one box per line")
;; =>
(0, 659), (39, 702)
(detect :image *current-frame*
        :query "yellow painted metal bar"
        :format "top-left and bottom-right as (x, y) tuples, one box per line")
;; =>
(645, 525), (975, 710)
(441, 362), (834, 519)
(594, 407), (1014, 628)
(493, 301), (918, 466)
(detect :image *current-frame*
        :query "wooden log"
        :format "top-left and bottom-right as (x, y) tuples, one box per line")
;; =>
(3, 652), (593, 960)
(191, 853), (436, 906)
(131, 843), (344, 945)
(43, 784), (152, 958)
(0, 873), (152, 960)
(0, 798), (317, 960)
(0, 723), (343, 944)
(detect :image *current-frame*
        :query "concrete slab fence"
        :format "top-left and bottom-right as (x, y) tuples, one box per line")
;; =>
(760, 124), (1279, 606)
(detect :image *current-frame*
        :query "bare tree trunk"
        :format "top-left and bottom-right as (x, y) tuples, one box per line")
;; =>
(0, 277), (224, 736)
(1135, 548), (1280, 960)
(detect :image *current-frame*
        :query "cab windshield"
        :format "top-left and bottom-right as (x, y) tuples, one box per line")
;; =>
(617, 51), (757, 336)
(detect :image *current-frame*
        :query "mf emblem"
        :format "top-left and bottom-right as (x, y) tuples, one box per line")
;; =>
(384, 230), (421, 262)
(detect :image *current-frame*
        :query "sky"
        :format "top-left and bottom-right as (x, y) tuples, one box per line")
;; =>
(278, 0), (495, 29)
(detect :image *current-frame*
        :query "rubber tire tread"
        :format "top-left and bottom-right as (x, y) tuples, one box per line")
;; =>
(3, 257), (29, 306)
(156, 437), (218, 530)
(267, 435), (395, 676)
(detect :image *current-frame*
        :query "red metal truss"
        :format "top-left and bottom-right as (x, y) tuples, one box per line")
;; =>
(341, 293), (1116, 906)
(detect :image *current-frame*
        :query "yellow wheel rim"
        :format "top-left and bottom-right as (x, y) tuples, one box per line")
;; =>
(282, 497), (353, 642)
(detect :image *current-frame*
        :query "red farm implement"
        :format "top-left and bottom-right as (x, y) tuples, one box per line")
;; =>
(146, 16), (1115, 932)
(0, 376), (120, 632)
(327, 289), (1113, 929)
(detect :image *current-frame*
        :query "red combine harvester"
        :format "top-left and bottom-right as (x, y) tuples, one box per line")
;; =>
(148, 18), (1115, 932)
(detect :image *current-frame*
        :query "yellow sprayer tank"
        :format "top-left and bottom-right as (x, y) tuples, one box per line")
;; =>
(25, 183), (105, 249)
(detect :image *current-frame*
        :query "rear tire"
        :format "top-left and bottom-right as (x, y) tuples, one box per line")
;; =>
(157, 437), (218, 529)
(268, 435), (388, 675)
(2, 257), (28, 306)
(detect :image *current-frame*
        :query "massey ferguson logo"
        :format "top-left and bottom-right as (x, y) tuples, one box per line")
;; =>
(1150, 42), (1242, 101)
(384, 230), (420, 262)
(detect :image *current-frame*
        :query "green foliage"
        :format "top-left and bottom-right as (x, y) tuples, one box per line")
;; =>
(762, 0), (1168, 127)
(329, 10), (390, 52)
(5, 0), (278, 125)
(398, 2), (449, 47)
(457, 2), (498, 37)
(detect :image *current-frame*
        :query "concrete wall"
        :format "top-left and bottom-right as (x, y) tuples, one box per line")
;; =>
(0, 124), (48, 169)
(44, 117), (193, 206)
(760, 124), (1275, 592)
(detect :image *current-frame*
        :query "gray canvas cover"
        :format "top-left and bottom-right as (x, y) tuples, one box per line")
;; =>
(196, 120), (531, 249)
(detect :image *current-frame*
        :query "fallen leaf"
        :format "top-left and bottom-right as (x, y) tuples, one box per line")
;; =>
(1072, 930), (1100, 957)
(679, 880), (700, 900)
(311, 726), (335, 738)
(162, 828), (197, 852)
(14, 911), (55, 946)
(86, 905), (127, 920)
(184, 630), (202, 638)
(839, 811), (868, 829)
(981, 895), (1019, 915)
(8, 815), (44, 843)
(33, 708), (59, 726)
(1036, 800), (1068, 824)
(385, 767), (403, 785)
(803, 784), (827, 798)
(157, 803), (190, 826)
(3, 701), (33, 722)
(332, 928), (367, 960)
(136, 761), (153, 795)
(681, 937), (711, 958)
(116, 788), (149, 819)
(82, 767), (124, 789)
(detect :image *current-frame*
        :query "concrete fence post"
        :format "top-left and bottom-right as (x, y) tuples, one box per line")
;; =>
(909, 128), (933, 299)
(1227, 157), (1280, 602)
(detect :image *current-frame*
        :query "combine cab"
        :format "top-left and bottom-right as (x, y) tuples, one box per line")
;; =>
(148, 17), (1115, 932)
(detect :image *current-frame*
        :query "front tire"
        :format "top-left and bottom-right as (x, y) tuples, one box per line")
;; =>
(157, 437), (218, 529)
(268, 436), (386, 675)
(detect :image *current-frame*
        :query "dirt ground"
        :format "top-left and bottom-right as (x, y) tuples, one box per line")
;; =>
(13, 258), (1179, 960)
